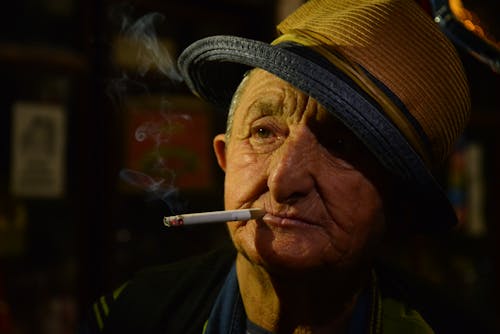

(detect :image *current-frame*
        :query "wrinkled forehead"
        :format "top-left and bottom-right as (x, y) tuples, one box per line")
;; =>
(234, 68), (330, 124)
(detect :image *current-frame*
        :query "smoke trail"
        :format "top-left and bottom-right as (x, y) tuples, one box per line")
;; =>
(105, 5), (189, 213)
(120, 168), (176, 202)
(122, 12), (183, 81)
(133, 99), (191, 148)
(106, 6), (183, 109)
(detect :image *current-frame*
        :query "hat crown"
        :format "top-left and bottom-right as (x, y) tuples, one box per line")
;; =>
(278, 0), (470, 168)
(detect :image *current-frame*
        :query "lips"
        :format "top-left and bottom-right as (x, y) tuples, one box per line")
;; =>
(261, 213), (319, 228)
(231, 205), (325, 229)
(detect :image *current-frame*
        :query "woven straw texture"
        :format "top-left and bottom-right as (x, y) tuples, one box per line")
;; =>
(278, 0), (470, 168)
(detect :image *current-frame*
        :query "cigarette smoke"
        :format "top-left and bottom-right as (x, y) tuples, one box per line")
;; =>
(120, 12), (183, 81)
(106, 5), (187, 212)
(107, 5), (183, 108)
(119, 168), (179, 205)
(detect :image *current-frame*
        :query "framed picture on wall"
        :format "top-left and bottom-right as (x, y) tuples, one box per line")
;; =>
(10, 102), (66, 198)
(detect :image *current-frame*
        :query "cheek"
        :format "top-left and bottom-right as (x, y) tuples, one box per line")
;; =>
(223, 145), (268, 208)
(323, 173), (387, 256)
(324, 170), (384, 218)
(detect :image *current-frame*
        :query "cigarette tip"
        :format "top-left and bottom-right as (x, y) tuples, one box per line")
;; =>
(163, 215), (183, 227)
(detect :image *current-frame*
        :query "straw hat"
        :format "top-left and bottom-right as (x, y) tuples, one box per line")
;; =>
(178, 0), (470, 232)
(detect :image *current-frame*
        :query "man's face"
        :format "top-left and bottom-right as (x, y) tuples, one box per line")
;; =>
(213, 69), (389, 274)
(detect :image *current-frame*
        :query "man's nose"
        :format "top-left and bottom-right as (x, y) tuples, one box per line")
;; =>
(267, 126), (317, 204)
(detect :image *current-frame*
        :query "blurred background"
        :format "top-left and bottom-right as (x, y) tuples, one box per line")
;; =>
(0, 0), (498, 333)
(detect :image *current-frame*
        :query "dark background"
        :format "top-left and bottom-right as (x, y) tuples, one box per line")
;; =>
(0, 0), (499, 333)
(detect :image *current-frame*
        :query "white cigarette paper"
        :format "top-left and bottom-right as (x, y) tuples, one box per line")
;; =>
(163, 208), (265, 227)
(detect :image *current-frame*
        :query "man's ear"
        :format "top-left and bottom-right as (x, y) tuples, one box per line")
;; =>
(213, 133), (227, 172)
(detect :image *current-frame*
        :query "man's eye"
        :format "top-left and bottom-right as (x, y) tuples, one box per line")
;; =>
(331, 138), (347, 152)
(251, 126), (274, 139)
(318, 132), (354, 157)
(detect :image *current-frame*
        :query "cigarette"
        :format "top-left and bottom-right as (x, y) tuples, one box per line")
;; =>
(163, 208), (265, 227)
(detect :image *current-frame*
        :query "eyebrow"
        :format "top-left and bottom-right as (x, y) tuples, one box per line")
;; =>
(244, 100), (283, 121)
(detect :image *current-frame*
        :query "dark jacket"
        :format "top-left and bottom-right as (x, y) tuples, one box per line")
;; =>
(84, 246), (236, 334)
(81, 245), (492, 334)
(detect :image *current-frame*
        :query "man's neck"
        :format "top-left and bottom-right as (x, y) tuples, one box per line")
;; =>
(236, 254), (368, 334)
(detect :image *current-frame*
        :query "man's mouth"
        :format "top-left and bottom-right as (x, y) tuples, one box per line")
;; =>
(261, 213), (321, 228)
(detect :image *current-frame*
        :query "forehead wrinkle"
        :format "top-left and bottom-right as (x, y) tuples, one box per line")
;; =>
(285, 86), (305, 123)
(279, 79), (326, 125)
(238, 69), (324, 124)
(286, 93), (326, 128)
(303, 95), (323, 122)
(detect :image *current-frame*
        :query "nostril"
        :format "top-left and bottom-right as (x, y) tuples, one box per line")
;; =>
(283, 192), (309, 205)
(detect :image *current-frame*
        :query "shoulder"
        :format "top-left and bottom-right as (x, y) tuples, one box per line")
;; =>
(85, 245), (236, 334)
(375, 261), (495, 334)
(129, 243), (237, 287)
(381, 297), (434, 334)
(372, 265), (434, 333)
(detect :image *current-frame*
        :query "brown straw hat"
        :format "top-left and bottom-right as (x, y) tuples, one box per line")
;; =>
(178, 0), (471, 232)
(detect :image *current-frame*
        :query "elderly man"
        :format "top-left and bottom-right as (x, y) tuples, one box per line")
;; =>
(209, 68), (393, 333)
(83, 0), (471, 333)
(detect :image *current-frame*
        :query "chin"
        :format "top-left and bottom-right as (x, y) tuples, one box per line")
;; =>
(230, 220), (359, 276)
(236, 237), (348, 277)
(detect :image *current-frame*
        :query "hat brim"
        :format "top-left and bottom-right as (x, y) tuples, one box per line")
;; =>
(178, 35), (458, 233)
